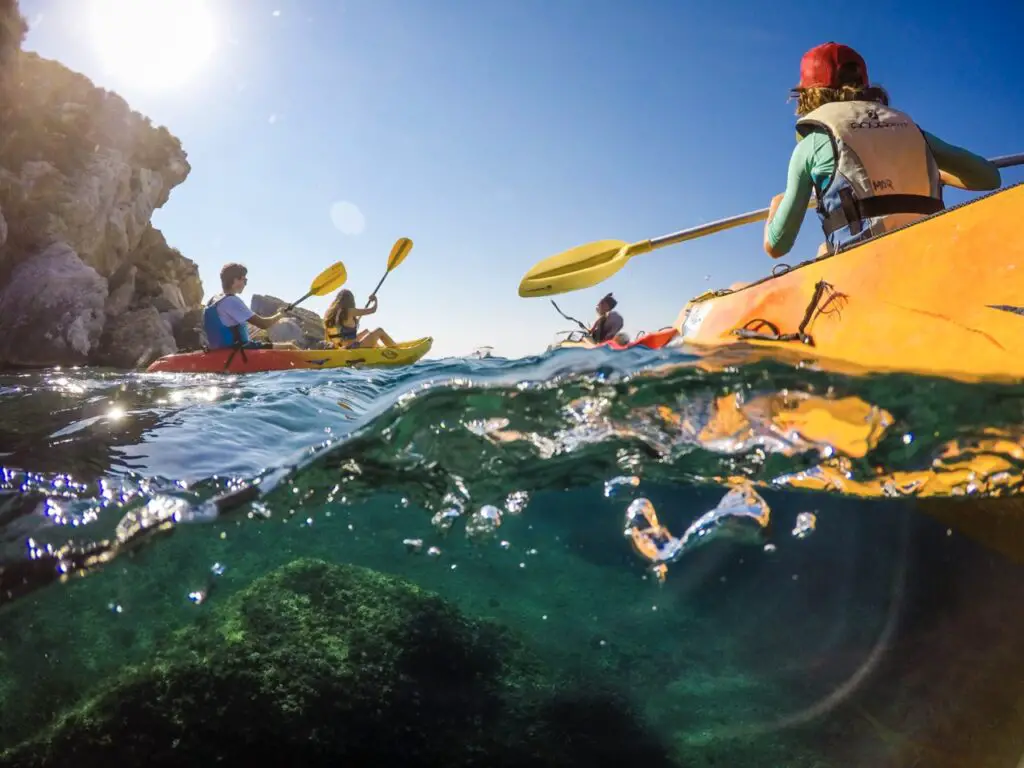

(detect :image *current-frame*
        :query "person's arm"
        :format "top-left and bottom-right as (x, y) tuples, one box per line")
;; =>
(247, 310), (287, 330)
(764, 137), (819, 258)
(220, 295), (287, 330)
(922, 130), (1001, 191)
(352, 295), (379, 318)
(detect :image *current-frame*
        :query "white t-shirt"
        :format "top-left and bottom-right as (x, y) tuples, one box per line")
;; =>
(215, 295), (253, 328)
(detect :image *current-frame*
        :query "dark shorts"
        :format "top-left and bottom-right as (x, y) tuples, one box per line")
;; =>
(243, 341), (273, 350)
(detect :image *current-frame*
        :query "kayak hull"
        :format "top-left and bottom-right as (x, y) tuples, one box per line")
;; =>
(674, 183), (1024, 382)
(146, 337), (433, 374)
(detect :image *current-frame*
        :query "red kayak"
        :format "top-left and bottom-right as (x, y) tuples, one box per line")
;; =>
(553, 327), (679, 351)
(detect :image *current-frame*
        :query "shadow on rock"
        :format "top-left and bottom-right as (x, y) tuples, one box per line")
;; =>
(2, 558), (676, 768)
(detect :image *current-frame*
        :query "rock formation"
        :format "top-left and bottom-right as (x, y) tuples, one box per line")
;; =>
(0, 1), (205, 369)
(250, 294), (327, 348)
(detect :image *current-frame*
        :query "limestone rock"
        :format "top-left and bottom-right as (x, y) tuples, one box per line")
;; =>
(104, 263), (135, 317)
(159, 308), (185, 335)
(0, 40), (206, 367)
(127, 225), (201, 309)
(0, 242), (107, 366)
(0, 52), (189, 272)
(0, 1), (27, 78)
(94, 306), (177, 369)
(158, 282), (187, 311)
(268, 317), (305, 345)
(251, 294), (325, 346)
(173, 307), (205, 352)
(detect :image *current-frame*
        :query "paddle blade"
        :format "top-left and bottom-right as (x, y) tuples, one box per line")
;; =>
(518, 239), (629, 297)
(387, 237), (413, 272)
(310, 262), (348, 296)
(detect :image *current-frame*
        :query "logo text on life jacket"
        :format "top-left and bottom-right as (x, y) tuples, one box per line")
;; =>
(849, 110), (910, 130)
(872, 179), (895, 192)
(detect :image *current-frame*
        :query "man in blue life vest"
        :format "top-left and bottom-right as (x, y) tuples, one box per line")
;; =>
(202, 262), (299, 351)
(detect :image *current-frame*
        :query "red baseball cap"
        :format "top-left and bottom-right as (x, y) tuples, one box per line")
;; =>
(798, 42), (868, 89)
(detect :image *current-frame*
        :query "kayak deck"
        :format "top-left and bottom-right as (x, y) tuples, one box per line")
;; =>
(674, 183), (1024, 382)
(146, 337), (433, 373)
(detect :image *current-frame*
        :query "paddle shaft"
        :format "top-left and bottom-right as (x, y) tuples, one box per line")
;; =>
(284, 292), (311, 312)
(365, 273), (388, 308)
(550, 300), (590, 332)
(647, 152), (1024, 252)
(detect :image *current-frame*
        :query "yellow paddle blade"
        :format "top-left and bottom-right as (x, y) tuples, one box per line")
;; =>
(310, 261), (348, 296)
(517, 239), (634, 297)
(387, 237), (413, 272)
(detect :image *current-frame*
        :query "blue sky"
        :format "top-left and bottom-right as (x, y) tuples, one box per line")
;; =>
(18, 0), (1024, 359)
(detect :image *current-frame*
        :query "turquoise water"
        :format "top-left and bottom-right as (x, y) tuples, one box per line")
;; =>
(2, 346), (1024, 766)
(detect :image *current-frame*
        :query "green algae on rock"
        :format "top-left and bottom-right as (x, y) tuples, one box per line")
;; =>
(1, 558), (675, 767)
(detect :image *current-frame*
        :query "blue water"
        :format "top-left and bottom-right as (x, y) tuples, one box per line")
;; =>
(2, 346), (1024, 766)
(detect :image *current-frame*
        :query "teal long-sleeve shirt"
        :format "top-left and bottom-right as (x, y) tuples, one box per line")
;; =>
(765, 129), (1001, 256)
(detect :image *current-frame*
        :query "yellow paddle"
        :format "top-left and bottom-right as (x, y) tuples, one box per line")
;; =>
(518, 152), (1024, 298)
(284, 261), (347, 311)
(365, 236), (413, 307)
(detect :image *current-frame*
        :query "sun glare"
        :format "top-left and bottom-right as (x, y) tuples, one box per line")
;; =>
(88, 0), (217, 90)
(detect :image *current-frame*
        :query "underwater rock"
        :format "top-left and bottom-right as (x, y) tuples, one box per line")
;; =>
(1, 558), (675, 767)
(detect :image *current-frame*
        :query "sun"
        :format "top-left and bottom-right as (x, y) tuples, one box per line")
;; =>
(88, 0), (217, 90)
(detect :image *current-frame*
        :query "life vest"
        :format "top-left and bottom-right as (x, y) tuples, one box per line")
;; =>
(796, 101), (943, 253)
(202, 294), (250, 350)
(323, 311), (358, 346)
(591, 310), (624, 343)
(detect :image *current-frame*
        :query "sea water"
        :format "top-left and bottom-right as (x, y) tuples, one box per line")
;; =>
(2, 345), (1024, 766)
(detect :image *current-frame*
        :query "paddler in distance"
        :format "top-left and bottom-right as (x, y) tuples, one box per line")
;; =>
(589, 292), (626, 344)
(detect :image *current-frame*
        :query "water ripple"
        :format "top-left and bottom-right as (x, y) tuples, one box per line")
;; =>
(2, 345), (1024, 604)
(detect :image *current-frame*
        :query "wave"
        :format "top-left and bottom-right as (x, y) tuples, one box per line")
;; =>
(3, 344), (1024, 605)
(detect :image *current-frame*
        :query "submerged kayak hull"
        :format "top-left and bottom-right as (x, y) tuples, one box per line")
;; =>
(674, 183), (1024, 382)
(146, 337), (433, 373)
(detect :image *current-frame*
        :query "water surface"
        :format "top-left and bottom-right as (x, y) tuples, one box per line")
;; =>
(2, 345), (1024, 766)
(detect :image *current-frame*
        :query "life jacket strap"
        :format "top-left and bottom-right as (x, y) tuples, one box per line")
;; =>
(821, 193), (944, 236)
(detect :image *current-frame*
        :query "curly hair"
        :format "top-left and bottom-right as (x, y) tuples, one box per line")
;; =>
(790, 83), (891, 116)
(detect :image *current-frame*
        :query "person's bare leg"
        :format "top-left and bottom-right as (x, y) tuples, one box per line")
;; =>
(360, 329), (386, 348)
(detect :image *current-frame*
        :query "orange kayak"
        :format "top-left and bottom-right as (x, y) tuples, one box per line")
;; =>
(674, 183), (1024, 382)
(146, 337), (433, 374)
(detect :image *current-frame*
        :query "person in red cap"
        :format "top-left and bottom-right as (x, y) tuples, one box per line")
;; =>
(763, 42), (1000, 259)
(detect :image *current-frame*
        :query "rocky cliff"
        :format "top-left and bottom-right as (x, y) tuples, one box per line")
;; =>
(0, 2), (205, 369)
